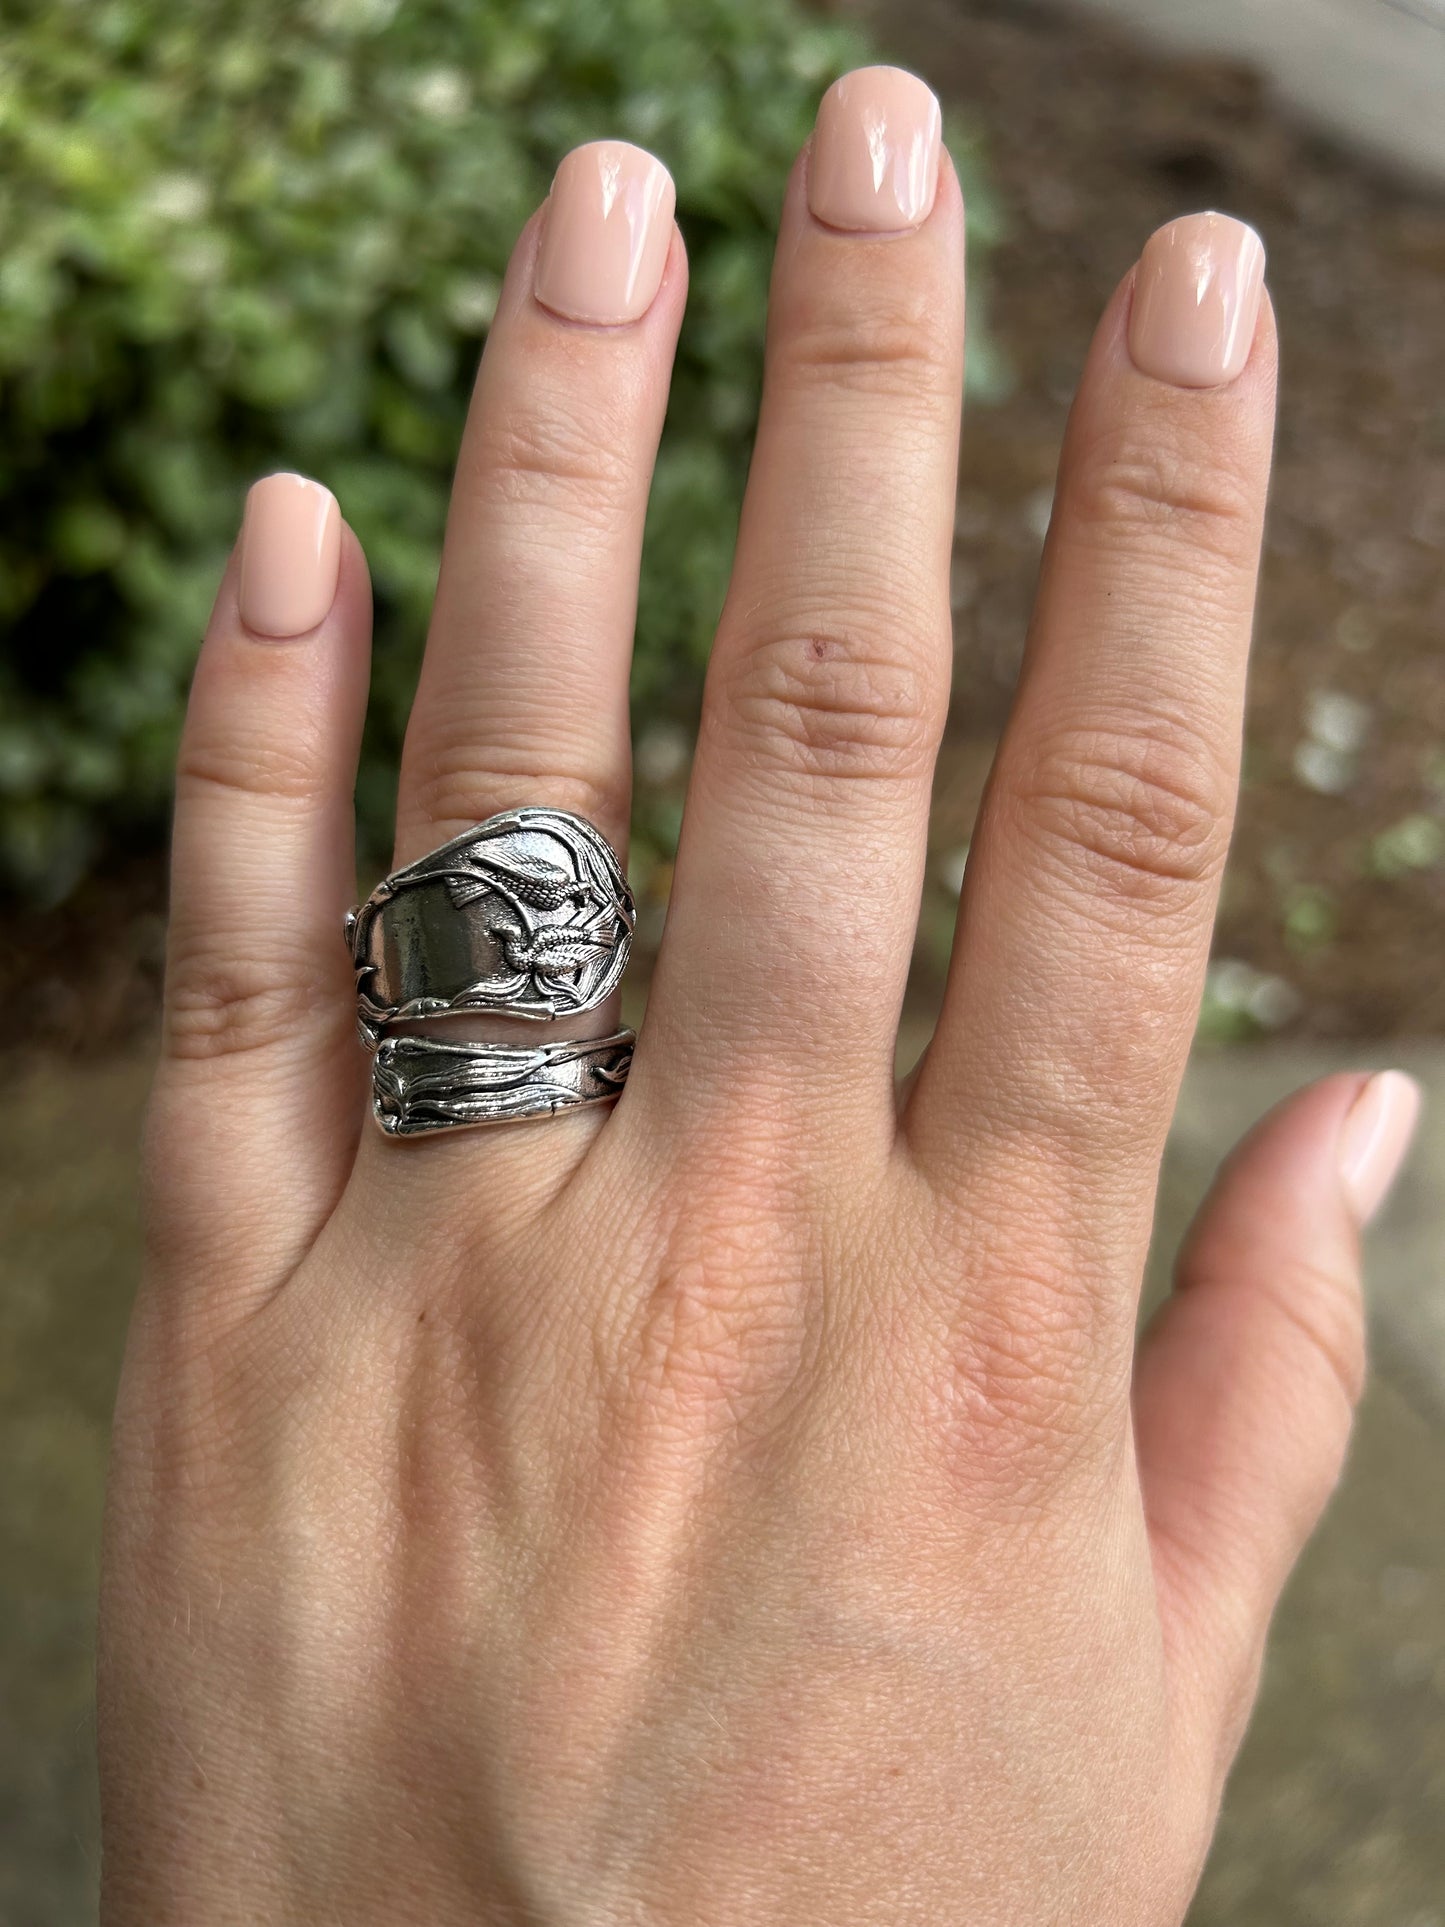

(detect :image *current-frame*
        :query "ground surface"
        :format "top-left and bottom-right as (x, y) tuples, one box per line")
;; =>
(1067, 0), (1445, 183)
(4, 0), (1444, 1920)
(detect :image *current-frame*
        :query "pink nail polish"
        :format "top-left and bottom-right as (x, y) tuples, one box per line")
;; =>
(1128, 212), (1266, 389)
(808, 66), (942, 234)
(534, 140), (675, 326)
(238, 473), (341, 638)
(1337, 1070), (1422, 1227)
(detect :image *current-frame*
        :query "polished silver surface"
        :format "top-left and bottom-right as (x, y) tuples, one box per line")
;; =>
(348, 808), (634, 1044)
(371, 1029), (635, 1137)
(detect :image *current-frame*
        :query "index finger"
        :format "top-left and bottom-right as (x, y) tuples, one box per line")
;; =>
(909, 214), (1275, 1290)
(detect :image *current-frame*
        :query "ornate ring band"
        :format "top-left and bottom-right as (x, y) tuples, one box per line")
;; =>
(347, 808), (635, 1046)
(372, 1029), (635, 1137)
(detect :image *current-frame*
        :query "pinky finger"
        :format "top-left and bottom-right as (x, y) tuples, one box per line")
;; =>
(149, 474), (371, 1289)
(1134, 1070), (1421, 1795)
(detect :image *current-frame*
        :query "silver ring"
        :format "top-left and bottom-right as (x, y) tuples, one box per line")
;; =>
(347, 807), (635, 1047)
(349, 808), (636, 1139)
(372, 1030), (635, 1137)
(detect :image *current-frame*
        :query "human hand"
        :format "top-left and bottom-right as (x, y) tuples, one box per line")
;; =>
(99, 66), (1420, 1925)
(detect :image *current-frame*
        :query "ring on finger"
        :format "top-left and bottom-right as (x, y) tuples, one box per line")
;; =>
(348, 806), (636, 1137)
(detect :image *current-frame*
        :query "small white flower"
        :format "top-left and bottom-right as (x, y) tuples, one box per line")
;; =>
(307, 0), (401, 31)
(1244, 973), (1301, 1031)
(445, 276), (500, 333)
(1303, 688), (1370, 755)
(1205, 958), (1300, 1031)
(1292, 739), (1354, 796)
(1206, 958), (1255, 1011)
(147, 173), (209, 222)
(411, 68), (470, 123)
(172, 235), (227, 283)
(635, 722), (691, 788)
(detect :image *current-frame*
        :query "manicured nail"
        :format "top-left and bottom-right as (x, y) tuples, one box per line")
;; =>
(238, 472), (341, 638)
(534, 140), (675, 326)
(1337, 1070), (1422, 1227)
(1128, 212), (1266, 388)
(809, 65), (942, 234)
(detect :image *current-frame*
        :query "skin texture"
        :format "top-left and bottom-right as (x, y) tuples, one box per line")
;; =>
(99, 68), (1412, 1927)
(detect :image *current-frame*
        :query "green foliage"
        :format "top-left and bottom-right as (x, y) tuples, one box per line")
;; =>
(0, 0), (996, 898)
(1367, 814), (1445, 880)
(1281, 882), (1338, 955)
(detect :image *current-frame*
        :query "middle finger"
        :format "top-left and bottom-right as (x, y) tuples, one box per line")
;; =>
(910, 217), (1274, 1262)
(639, 69), (963, 1148)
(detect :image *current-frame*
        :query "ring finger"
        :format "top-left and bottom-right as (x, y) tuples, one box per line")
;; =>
(352, 141), (683, 1186)
(394, 142), (682, 875)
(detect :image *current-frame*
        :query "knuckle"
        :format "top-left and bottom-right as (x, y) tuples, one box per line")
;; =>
(927, 1335), (1113, 1499)
(164, 948), (334, 1064)
(722, 625), (941, 790)
(628, 1257), (810, 1433)
(603, 1192), (821, 1450)
(177, 734), (329, 809)
(781, 286), (953, 402)
(471, 391), (637, 525)
(1256, 1258), (1368, 1415)
(918, 1243), (1130, 1491)
(1066, 425), (1259, 564)
(1012, 712), (1234, 904)
(403, 730), (627, 847)
(974, 1273), (1121, 1428)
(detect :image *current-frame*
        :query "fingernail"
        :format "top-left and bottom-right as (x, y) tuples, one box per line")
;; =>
(809, 65), (942, 234)
(534, 140), (675, 326)
(1128, 211), (1266, 388)
(1337, 1070), (1422, 1227)
(237, 472), (341, 638)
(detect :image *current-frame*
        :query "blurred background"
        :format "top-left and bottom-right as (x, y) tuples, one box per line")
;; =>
(2, 0), (1441, 1918)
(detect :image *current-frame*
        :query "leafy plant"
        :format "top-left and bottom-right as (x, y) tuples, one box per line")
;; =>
(1367, 813), (1445, 880)
(0, 0), (995, 898)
